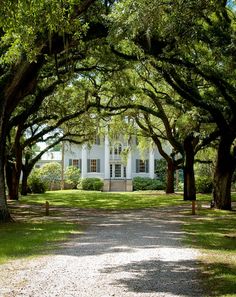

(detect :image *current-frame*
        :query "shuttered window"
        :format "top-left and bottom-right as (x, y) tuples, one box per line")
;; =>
(87, 159), (100, 173)
(136, 159), (149, 173)
(69, 159), (81, 169)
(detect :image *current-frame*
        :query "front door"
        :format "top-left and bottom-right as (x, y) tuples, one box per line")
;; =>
(110, 163), (126, 179)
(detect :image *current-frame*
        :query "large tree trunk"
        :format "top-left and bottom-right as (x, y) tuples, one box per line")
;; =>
(0, 104), (12, 222)
(6, 160), (20, 200)
(183, 135), (196, 201)
(213, 137), (235, 210)
(166, 160), (175, 193)
(21, 171), (28, 196)
(21, 166), (32, 196)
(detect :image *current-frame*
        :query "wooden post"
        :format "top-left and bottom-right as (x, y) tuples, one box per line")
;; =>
(192, 200), (196, 215)
(45, 201), (49, 216)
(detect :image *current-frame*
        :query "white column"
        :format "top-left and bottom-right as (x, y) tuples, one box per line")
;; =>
(126, 149), (132, 179)
(81, 144), (87, 178)
(149, 146), (155, 179)
(104, 135), (110, 179)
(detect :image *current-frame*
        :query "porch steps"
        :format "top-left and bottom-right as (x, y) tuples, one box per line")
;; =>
(110, 180), (127, 192)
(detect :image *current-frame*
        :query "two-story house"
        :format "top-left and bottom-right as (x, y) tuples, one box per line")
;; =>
(38, 135), (165, 191)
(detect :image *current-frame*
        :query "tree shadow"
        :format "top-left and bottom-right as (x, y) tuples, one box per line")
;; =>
(101, 258), (204, 296)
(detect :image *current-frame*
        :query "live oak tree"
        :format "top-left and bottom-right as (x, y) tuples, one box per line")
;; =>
(108, 0), (236, 209)
(0, 0), (111, 222)
(7, 79), (101, 200)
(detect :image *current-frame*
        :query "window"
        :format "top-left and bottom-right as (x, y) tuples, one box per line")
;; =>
(87, 159), (100, 172)
(123, 166), (126, 178)
(90, 159), (97, 172)
(114, 144), (122, 155)
(110, 164), (113, 178)
(115, 164), (121, 177)
(136, 159), (149, 173)
(94, 135), (100, 145)
(69, 159), (81, 169)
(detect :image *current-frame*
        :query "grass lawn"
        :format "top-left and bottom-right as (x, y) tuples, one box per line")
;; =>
(0, 220), (79, 264)
(183, 208), (236, 297)
(19, 189), (214, 209)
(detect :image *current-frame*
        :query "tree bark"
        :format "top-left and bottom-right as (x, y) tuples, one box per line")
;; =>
(183, 135), (196, 201)
(166, 160), (175, 193)
(213, 136), (235, 210)
(0, 103), (12, 222)
(21, 166), (32, 196)
(6, 161), (20, 200)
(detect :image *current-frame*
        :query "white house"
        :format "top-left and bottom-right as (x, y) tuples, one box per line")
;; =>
(37, 135), (165, 191)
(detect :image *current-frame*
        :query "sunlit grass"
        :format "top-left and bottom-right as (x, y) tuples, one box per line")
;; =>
(0, 220), (79, 264)
(20, 190), (189, 209)
(183, 209), (236, 297)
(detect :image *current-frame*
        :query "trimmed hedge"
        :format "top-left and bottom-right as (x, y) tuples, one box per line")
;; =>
(80, 178), (104, 191)
(133, 177), (164, 191)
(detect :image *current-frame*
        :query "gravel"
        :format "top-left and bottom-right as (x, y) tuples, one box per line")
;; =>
(0, 208), (204, 297)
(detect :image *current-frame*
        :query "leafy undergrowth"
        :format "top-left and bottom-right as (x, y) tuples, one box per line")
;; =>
(183, 209), (236, 297)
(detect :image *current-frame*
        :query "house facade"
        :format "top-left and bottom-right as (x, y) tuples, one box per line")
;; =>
(38, 135), (165, 191)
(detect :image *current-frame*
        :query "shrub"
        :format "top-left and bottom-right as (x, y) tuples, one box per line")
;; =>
(133, 177), (164, 191)
(65, 166), (81, 189)
(195, 176), (213, 193)
(40, 162), (61, 190)
(155, 159), (167, 183)
(80, 178), (104, 191)
(28, 169), (46, 194)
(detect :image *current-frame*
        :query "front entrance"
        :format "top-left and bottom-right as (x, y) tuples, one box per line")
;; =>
(110, 163), (126, 179)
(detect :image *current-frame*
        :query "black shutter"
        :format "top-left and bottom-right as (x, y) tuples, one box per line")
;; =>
(97, 159), (100, 172)
(154, 159), (158, 170)
(87, 159), (90, 172)
(146, 160), (149, 173)
(69, 159), (72, 166)
(136, 159), (139, 173)
(79, 159), (82, 170)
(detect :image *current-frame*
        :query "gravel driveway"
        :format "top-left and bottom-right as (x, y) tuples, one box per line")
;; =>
(0, 207), (204, 297)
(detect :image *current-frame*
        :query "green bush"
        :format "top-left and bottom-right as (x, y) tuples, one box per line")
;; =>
(40, 162), (61, 190)
(133, 177), (164, 191)
(28, 169), (46, 194)
(155, 159), (167, 183)
(65, 166), (81, 189)
(195, 176), (213, 193)
(80, 178), (104, 191)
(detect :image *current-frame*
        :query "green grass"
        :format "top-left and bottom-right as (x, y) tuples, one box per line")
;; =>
(0, 220), (79, 264)
(183, 209), (236, 297)
(19, 191), (236, 210)
(20, 190), (188, 209)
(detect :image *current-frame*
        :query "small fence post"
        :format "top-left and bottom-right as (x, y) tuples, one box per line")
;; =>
(45, 201), (49, 216)
(192, 200), (196, 215)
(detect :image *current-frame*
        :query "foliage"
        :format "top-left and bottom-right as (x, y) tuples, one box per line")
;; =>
(155, 159), (167, 184)
(28, 168), (46, 194)
(195, 176), (213, 194)
(133, 177), (164, 191)
(80, 178), (104, 191)
(65, 166), (81, 189)
(40, 162), (62, 190)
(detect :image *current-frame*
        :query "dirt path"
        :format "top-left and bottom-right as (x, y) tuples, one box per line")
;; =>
(0, 208), (204, 297)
